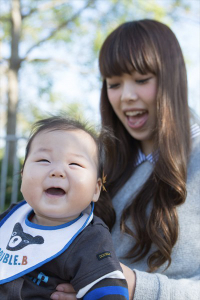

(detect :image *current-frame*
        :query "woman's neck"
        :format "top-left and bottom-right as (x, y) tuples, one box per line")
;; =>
(140, 139), (154, 156)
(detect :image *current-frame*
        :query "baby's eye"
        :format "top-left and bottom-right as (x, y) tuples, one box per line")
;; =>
(37, 159), (50, 163)
(69, 163), (82, 167)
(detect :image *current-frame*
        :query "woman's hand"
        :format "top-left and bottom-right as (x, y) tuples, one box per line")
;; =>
(50, 283), (76, 300)
(120, 263), (136, 300)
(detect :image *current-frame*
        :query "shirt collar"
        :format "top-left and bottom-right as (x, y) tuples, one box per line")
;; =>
(134, 149), (157, 167)
(190, 123), (200, 139)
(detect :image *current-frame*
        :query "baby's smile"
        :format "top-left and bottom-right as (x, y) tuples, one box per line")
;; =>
(45, 187), (66, 196)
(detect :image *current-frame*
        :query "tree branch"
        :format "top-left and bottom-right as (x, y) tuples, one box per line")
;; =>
(23, 57), (70, 67)
(0, 16), (11, 22)
(0, 63), (9, 74)
(22, 0), (70, 19)
(22, 0), (96, 59)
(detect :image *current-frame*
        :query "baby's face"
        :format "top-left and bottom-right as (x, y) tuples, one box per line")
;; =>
(21, 129), (101, 226)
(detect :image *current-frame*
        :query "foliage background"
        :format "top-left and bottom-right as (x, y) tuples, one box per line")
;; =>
(0, 0), (199, 139)
(0, 0), (199, 209)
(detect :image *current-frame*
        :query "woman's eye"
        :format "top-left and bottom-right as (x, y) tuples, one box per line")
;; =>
(136, 77), (151, 84)
(107, 83), (120, 89)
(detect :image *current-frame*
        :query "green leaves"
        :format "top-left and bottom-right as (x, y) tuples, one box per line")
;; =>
(1, 0), (193, 136)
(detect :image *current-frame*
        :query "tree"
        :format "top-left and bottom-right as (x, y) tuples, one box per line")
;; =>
(1, 0), (98, 162)
(0, 0), (192, 162)
(0, 0), (196, 210)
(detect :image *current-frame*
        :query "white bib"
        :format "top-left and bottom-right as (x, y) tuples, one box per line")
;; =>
(0, 201), (93, 284)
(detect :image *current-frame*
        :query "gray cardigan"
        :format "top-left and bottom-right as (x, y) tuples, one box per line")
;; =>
(111, 133), (200, 300)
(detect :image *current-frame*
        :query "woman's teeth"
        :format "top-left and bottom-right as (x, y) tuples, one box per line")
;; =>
(125, 111), (145, 116)
(125, 110), (148, 128)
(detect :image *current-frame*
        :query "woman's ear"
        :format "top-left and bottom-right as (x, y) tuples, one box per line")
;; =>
(92, 178), (102, 202)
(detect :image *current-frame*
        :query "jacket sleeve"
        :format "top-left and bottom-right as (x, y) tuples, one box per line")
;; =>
(64, 217), (128, 299)
(0, 203), (18, 221)
(133, 270), (200, 300)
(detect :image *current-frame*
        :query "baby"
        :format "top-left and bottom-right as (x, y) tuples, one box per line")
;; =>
(0, 116), (128, 299)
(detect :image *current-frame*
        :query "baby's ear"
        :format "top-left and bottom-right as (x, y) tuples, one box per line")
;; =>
(20, 169), (24, 193)
(92, 178), (102, 202)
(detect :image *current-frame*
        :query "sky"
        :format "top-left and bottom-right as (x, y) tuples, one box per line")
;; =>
(0, 0), (200, 132)
(171, 2), (200, 117)
(43, 1), (200, 123)
(0, 0), (199, 165)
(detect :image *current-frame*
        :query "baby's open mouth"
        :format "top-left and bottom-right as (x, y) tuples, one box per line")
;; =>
(45, 187), (65, 196)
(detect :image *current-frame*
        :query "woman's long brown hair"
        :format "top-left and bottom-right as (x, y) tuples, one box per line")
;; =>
(96, 19), (191, 272)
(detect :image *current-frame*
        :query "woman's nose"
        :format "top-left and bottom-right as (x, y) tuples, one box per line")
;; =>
(121, 82), (138, 102)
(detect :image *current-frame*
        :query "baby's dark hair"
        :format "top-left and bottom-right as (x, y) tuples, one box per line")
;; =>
(23, 115), (116, 230)
(23, 115), (112, 180)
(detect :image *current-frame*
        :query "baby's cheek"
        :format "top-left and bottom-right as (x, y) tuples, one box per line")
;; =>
(21, 175), (40, 200)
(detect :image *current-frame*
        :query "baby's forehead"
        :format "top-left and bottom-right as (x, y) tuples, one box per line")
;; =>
(34, 127), (96, 141)
(32, 128), (99, 160)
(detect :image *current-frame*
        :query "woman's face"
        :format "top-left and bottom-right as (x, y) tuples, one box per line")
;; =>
(106, 71), (157, 155)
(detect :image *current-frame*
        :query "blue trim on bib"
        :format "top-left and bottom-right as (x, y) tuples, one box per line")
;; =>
(0, 201), (26, 227)
(0, 202), (94, 285)
(25, 211), (83, 230)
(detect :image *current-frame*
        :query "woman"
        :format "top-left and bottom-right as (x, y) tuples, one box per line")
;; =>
(51, 19), (200, 300)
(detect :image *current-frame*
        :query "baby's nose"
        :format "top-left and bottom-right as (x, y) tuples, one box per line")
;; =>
(49, 166), (66, 178)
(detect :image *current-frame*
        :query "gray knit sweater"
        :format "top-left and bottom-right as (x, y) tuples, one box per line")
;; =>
(111, 133), (200, 300)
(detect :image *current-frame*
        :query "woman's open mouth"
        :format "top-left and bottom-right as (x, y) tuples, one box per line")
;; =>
(125, 110), (148, 129)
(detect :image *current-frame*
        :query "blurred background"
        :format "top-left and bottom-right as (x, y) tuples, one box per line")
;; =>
(0, 0), (199, 210)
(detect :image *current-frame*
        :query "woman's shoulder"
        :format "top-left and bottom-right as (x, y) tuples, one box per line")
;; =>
(187, 127), (200, 184)
(190, 123), (200, 156)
